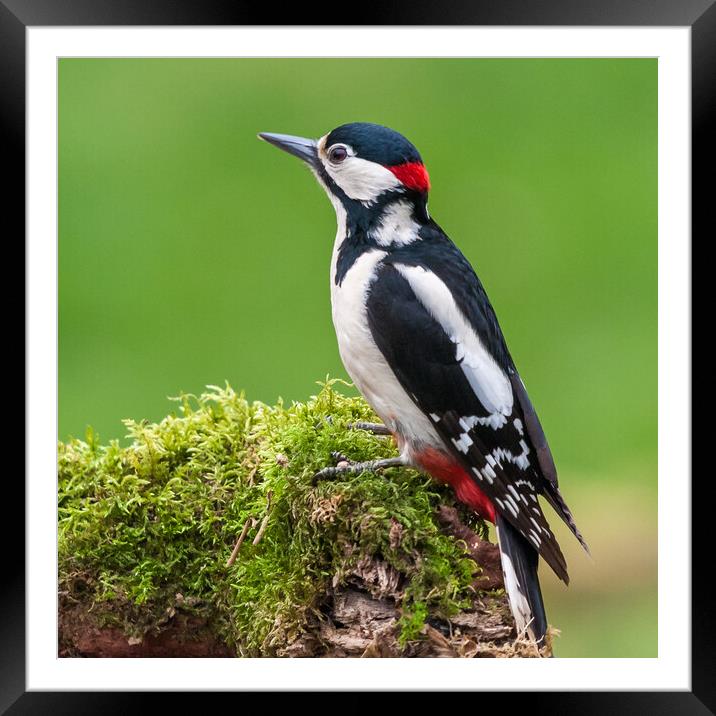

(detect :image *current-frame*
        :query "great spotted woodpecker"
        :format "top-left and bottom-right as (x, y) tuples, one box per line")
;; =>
(259, 122), (588, 648)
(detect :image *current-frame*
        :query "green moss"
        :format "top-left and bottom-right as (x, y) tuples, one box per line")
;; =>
(58, 379), (486, 655)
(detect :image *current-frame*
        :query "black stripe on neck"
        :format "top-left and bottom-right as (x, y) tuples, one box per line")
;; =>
(319, 165), (429, 286)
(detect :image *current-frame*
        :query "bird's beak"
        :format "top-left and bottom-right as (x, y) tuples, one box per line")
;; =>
(258, 132), (318, 166)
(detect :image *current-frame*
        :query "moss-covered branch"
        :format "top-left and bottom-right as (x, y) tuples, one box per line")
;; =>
(58, 380), (548, 657)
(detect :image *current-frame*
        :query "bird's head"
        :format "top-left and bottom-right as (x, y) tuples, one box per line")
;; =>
(258, 122), (430, 217)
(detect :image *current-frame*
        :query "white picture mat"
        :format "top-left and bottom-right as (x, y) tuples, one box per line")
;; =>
(27, 26), (690, 690)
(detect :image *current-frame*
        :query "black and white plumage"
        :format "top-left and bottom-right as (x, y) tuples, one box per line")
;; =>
(259, 122), (588, 648)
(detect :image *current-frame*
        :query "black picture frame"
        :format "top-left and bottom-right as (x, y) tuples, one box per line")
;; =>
(5, 0), (708, 711)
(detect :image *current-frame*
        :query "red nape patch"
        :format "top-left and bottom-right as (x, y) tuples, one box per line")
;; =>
(416, 447), (496, 523)
(386, 162), (431, 193)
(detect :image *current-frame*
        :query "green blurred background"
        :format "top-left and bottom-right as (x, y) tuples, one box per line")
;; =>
(58, 58), (657, 657)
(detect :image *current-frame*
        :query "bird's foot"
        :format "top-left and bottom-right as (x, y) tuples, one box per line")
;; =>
(322, 416), (391, 436)
(347, 421), (392, 436)
(313, 455), (405, 483)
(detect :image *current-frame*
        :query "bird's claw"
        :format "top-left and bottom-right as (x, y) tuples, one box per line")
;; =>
(347, 421), (391, 436)
(330, 450), (350, 464)
(313, 455), (406, 484)
(313, 451), (354, 484)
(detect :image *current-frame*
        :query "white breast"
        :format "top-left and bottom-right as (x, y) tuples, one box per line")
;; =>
(329, 222), (443, 460)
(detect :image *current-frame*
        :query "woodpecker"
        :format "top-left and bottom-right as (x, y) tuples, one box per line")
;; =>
(259, 122), (588, 649)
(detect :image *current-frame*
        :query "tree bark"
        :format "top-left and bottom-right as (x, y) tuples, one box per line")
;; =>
(59, 505), (548, 658)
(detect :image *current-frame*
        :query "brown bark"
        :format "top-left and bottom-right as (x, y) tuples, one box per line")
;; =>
(59, 508), (549, 658)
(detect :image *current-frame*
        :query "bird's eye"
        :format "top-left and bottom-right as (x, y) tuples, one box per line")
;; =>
(328, 145), (348, 164)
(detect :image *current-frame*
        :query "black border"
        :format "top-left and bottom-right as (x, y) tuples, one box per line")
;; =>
(5, 1), (709, 712)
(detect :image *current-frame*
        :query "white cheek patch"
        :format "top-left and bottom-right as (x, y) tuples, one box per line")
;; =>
(323, 156), (403, 204)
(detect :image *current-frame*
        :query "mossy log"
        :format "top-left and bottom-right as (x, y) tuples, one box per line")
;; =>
(58, 381), (550, 657)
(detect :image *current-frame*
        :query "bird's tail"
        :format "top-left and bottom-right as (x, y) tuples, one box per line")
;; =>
(495, 514), (549, 650)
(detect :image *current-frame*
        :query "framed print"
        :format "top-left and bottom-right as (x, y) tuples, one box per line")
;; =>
(6, 0), (710, 711)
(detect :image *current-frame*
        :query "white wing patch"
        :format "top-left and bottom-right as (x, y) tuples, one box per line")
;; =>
(491, 442), (531, 471)
(394, 264), (514, 418)
(451, 432), (474, 454)
(460, 413), (508, 431)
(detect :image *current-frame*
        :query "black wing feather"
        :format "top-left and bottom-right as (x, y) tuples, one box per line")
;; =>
(510, 373), (590, 553)
(366, 260), (574, 582)
(390, 224), (514, 372)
